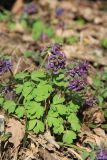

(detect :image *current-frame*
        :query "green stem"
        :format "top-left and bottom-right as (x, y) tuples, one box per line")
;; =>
(17, 94), (23, 104)
(40, 53), (48, 69)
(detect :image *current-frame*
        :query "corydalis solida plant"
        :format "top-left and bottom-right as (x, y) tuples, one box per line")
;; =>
(48, 44), (89, 91)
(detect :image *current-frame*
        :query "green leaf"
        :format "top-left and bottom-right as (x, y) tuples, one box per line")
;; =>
(67, 36), (79, 45)
(32, 20), (44, 40)
(97, 95), (103, 106)
(33, 120), (44, 133)
(44, 26), (54, 37)
(0, 97), (4, 106)
(53, 95), (65, 105)
(24, 50), (35, 58)
(0, 10), (10, 22)
(101, 38), (107, 49)
(33, 84), (53, 101)
(54, 80), (67, 87)
(22, 81), (34, 98)
(15, 72), (29, 80)
(63, 130), (76, 144)
(81, 151), (89, 160)
(68, 113), (79, 123)
(22, 86), (33, 98)
(48, 110), (59, 117)
(47, 117), (63, 127)
(31, 70), (46, 81)
(67, 113), (81, 131)
(68, 102), (80, 113)
(70, 121), (81, 131)
(3, 100), (16, 113)
(28, 119), (37, 130)
(101, 71), (107, 80)
(104, 109), (107, 118)
(15, 84), (23, 94)
(8, 22), (16, 32)
(102, 89), (107, 98)
(90, 152), (96, 160)
(55, 104), (67, 115)
(26, 101), (44, 119)
(53, 125), (64, 134)
(15, 106), (25, 118)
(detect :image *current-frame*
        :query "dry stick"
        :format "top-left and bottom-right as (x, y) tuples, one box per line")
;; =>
(0, 115), (4, 160)
(68, 148), (83, 160)
(13, 57), (22, 75)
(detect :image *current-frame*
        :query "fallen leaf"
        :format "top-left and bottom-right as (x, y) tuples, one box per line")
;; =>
(92, 110), (105, 124)
(44, 131), (60, 149)
(6, 118), (25, 148)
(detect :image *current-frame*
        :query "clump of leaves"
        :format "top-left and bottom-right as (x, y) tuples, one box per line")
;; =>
(100, 38), (107, 49)
(0, 10), (10, 22)
(32, 20), (54, 41)
(66, 36), (79, 45)
(1, 44), (94, 145)
(75, 17), (86, 26)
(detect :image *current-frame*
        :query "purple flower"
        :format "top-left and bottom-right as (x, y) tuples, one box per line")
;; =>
(84, 97), (98, 106)
(67, 60), (89, 77)
(56, 7), (64, 17)
(47, 44), (66, 74)
(97, 149), (107, 160)
(24, 2), (37, 15)
(76, 60), (89, 76)
(0, 59), (12, 75)
(66, 60), (89, 91)
(69, 77), (87, 91)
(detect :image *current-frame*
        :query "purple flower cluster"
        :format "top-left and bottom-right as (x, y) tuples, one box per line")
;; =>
(24, 2), (37, 15)
(84, 97), (98, 107)
(97, 149), (107, 160)
(56, 7), (64, 17)
(47, 44), (66, 74)
(0, 59), (12, 75)
(69, 76), (87, 91)
(67, 60), (89, 91)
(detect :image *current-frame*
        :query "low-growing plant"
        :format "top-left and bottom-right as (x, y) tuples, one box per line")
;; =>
(66, 35), (79, 45)
(32, 20), (54, 41)
(0, 10), (10, 22)
(100, 38), (107, 49)
(1, 44), (94, 144)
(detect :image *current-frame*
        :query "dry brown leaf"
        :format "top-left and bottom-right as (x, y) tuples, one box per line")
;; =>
(68, 148), (83, 160)
(93, 128), (107, 139)
(11, 0), (24, 14)
(6, 118), (25, 148)
(64, 45), (107, 66)
(92, 110), (105, 124)
(39, 148), (62, 160)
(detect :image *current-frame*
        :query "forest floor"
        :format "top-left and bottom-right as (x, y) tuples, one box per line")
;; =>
(0, 0), (107, 160)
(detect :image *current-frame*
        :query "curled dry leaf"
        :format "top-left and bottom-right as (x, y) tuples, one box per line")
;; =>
(92, 110), (105, 124)
(44, 131), (60, 149)
(6, 118), (25, 148)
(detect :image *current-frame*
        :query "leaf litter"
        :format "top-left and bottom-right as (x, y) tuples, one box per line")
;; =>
(0, 0), (107, 160)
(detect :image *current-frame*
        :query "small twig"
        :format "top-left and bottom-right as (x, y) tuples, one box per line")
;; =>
(40, 53), (49, 69)
(0, 115), (4, 160)
(13, 58), (22, 75)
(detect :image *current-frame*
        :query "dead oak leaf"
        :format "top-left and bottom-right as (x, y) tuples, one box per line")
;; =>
(6, 118), (25, 148)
